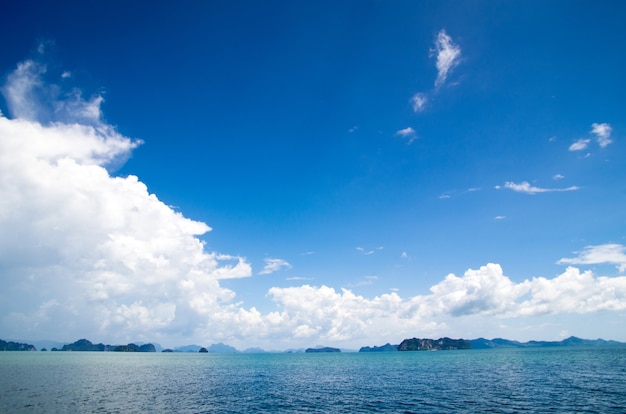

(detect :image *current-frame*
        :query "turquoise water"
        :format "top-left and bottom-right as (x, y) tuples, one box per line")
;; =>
(1, 347), (625, 413)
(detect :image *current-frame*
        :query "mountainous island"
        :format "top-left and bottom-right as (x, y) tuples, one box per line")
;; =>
(398, 337), (472, 351)
(52, 338), (156, 352)
(358, 337), (471, 352)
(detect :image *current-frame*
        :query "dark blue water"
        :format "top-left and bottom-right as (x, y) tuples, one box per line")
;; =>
(1, 347), (625, 413)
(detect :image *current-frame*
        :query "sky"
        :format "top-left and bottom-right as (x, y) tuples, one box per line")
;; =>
(1, 1), (625, 350)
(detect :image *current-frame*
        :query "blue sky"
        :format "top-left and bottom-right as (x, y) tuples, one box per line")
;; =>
(1, 1), (625, 349)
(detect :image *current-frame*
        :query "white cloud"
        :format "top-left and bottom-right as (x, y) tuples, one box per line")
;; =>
(569, 138), (590, 151)
(2, 60), (106, 127)
(495, 216), (506, 220)
(569, 123), (613, 152)
(263, 264), (626, 346)
(0, 57), (252, 345)
(395, 127), (416, 137)
(410, 92), (427, 112)
(431, 29), (461, 88)
(2, 60), (47, 122)
(259, 258), (292, 275)
(406, 29), (460, 114)
(286, 276), (313, 281)
(553, 174), (565, 180)
(498, 181), (580, 195)
(356, 246), (383, 255)
(395, 127), (418, 144)
(557, 244), (626, 273)
(591, 122), (613, 148)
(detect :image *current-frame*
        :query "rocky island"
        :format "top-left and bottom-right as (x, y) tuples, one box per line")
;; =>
(0, 339), (37, 351)
(305, 346), (341, 353)
(397, 337), (471, 351)
(359, 343), (399, 352)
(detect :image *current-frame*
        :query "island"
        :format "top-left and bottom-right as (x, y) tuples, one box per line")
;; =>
(0, 339), (37, 351)
(397, 337), (471, 351)
(359, 343), (399, 352)
(305, 347), (341, 353)
(55, 338), (156, 352)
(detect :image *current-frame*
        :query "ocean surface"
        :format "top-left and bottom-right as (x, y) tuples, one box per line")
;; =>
(1, 347), (625, 413)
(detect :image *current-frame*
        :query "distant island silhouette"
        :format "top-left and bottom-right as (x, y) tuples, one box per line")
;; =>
(1, 336), (624, 353)
(305, 346), (341, 353)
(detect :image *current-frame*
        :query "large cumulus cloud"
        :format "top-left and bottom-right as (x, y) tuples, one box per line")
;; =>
(0, 59), (251, 344)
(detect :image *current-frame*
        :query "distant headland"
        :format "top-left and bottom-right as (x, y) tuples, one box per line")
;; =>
(1, 336), (624, 353)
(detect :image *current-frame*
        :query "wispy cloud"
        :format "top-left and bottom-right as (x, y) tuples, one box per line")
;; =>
(260, 258), (292, 275)
(286, 276), (313, 281)
(348, 275), (379, 288)
(410, 92), (427, 112)
(558, 244), (626, 273)
(2, 59), (107, 127)
(496, 181), (580, 195)
(395, 127), (416, 137)
(553, 174), (565, 180)
(591, 122), (613, 148)
(569, 123), (613, 152)
(495, 215), (506, 220)
(438, 187), (480, 200)
(395, 127), (417, 143)
(406, 30), (461, 116)
(431, 29), (462, 88)
(569, 138), (590, 152)
(356, 246), (384, 255)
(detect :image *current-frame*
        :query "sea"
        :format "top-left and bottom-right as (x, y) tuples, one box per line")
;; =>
(1, 347), (625, 413)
